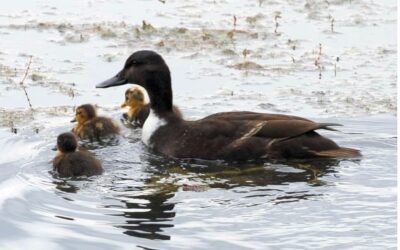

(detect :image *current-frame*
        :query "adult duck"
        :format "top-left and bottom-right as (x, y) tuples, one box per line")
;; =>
(97, 50), (360, 161)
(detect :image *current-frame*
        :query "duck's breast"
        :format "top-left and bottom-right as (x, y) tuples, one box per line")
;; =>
(142, 110), (167, 146)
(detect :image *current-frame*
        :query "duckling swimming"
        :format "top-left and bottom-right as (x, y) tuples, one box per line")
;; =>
(121, 86), (182, 128)
(71, 104), (120, 141)
(53, 132), (103, 178)
(121, 86), (149, 127)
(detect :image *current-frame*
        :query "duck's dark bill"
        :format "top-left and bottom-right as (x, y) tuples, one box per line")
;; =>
(70, 118), (76, 123)
(96, 76), (127, 88)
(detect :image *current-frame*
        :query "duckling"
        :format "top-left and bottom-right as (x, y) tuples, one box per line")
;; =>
(121, 86), (149, 127)
(53, 132), (103, 177)
(121, 86), (182, 128)
(71, 104), (120, 141)
(97, 50), (360, 161)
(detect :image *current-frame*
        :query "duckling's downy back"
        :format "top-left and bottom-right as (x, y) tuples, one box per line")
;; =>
(72, 104), (120, 141)
(53, 132), (103, 178)
(53, 151), (103, 178)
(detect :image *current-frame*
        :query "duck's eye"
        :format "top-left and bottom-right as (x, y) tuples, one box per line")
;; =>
(131, 60), (144, 66)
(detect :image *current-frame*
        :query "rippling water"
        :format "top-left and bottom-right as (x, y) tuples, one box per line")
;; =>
(0, 114), (396, 249)
(0, 0), (397, 249)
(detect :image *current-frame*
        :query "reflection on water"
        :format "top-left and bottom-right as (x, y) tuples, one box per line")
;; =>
(116, 190), (176, 240)
(53, 150), (354, 241)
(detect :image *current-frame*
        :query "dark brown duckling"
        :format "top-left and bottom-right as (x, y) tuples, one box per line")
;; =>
(97, 50), (360, 161)
(53, 132), (103, 177)
(121, 86), (182, 128)
(71, 104), (120, 141)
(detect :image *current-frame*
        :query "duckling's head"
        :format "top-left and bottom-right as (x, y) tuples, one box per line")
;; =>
(71, 104), (96, 124)
(121, 87), (145, 109)
(57, 132), (78, 153)
(96, 50), (170, 89)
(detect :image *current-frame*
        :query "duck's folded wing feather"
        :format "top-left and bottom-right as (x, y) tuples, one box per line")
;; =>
(204, 111), (311, 122)
(254, 120), (342, 140)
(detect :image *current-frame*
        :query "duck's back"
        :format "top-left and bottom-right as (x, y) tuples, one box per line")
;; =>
(53, 151), (103, 177)
(203, 111), (311, 122)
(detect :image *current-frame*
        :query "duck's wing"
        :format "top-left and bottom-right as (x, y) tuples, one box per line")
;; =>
(203, 111), (312, 122)
(213, 119), (357, 159)
(188, 118), (339, 143)
(253, 120), (342, 141)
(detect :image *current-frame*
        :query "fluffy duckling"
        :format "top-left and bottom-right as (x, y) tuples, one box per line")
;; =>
(121, 86), (182, 128)
(53, 132), (103, 178)
(121, 86), (149, 127)
(71, 104), (120, 141)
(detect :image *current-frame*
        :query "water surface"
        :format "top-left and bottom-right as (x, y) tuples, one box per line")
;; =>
(0, 0), (396, 249)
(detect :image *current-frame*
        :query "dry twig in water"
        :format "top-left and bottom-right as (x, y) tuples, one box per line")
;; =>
(19, 56), (33, 109)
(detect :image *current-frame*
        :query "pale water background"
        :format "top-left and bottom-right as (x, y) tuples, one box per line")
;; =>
(0, 0), (397, 249)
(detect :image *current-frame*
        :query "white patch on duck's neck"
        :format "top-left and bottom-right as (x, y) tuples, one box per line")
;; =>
(142, 109), (166, 146)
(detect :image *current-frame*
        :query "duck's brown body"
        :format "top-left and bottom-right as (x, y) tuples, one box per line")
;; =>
(148, 112), (358, 161)
(97, 50), (360, 161)
(53, 132), (103, 177)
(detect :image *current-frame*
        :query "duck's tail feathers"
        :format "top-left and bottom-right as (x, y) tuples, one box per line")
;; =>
(318, 123), (342, 132)
(313, 147), (361, 158)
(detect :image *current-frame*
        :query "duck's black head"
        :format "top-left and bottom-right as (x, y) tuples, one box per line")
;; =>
(57, 132), (78, 153)
(96, 50), (170, 89)
(97, 50), (173, 113)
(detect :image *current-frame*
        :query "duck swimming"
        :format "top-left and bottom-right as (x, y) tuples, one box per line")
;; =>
(71, 104), (120, 141)
(53, 132), (103, 177)
(97, 50), (360, 161)
(121, 86), (182, 128)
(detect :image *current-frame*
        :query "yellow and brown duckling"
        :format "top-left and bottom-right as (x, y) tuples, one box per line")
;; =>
(53, 132), (103, 178)
(71, 104), (120, 141)
(121, 86), (182, 128)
